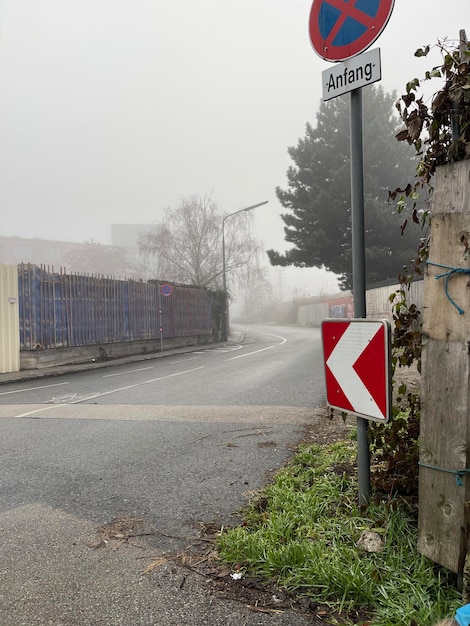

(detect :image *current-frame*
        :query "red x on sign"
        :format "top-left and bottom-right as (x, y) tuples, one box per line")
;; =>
(309, 0), (394, 62)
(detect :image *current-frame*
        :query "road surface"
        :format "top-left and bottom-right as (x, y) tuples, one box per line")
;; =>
(0, 324), (327, 626)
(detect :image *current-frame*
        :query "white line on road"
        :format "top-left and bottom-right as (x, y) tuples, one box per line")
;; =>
(168, 356), (201, 364)
(103, 366), (154, 378)
(13, 366), (205, 416)
(225, 346), (275, 360)
(0, 382), (70, 396)
(257, 332), (287, 344)
(16, 404), (69, 418)
(202, 345), (243, 353)
(7, 403), (316, 423)
(224, 332), (287, 361)
(68, 366), (206, 404)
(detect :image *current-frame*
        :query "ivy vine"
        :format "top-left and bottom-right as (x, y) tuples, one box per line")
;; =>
(369, 34), (470, 498)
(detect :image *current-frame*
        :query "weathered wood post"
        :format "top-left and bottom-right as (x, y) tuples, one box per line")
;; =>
(418, 159), (470, 579)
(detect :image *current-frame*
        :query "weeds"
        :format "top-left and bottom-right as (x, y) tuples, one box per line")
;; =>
(217, 439), (460, 625)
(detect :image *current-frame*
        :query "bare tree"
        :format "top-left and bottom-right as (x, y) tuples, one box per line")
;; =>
(236, 265), (274, 322)
(135, 238), (166, 281)
(139, 194), (263, 289)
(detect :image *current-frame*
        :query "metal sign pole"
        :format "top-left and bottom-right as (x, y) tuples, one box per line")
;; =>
(158, 288), (163, 352)
(309, 0), (395, 509)
(350, 86), (371, 507)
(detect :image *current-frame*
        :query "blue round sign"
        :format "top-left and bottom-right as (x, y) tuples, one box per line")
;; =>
(160, 283), (173, 297)
(309, 0), (394, 62)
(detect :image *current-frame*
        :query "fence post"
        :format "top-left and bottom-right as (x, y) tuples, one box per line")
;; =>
(418, 160), (470, 577)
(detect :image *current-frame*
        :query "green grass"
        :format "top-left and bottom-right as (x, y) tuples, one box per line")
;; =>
(216, 440), (460, 625)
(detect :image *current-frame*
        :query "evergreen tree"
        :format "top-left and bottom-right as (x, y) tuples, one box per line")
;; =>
(268, 86), (419, 290)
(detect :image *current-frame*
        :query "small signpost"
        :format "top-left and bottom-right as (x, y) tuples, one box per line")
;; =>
(309, 0), (395, 505)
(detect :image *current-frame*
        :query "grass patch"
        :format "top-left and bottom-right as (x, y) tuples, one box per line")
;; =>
(217, 440), (460, 625)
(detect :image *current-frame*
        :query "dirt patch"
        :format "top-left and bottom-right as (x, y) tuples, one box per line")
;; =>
(303, 409), (355, 445)
(134, 516), (366, 625)
(84, 516), (151, 550)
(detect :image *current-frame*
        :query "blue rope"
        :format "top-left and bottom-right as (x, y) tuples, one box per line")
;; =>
(427, 260), (470, 315)
(419, 461), (470, 486)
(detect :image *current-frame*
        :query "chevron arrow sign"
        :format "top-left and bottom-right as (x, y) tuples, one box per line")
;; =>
(321, 319), (392, 422)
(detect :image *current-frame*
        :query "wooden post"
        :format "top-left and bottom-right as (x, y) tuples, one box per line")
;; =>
(418, 160), (470, 575)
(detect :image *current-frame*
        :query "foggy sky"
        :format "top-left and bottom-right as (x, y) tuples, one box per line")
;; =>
(0, 1), (468, 296)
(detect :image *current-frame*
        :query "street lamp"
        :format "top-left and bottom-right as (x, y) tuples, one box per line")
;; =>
(222, 200), (269, 341)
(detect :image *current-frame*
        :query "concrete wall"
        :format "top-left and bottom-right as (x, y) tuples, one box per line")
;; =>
(297, 281), (423, 326)
(20, 333), (216, 370)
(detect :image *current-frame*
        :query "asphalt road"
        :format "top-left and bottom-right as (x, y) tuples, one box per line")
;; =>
(0, 325), (327, 626)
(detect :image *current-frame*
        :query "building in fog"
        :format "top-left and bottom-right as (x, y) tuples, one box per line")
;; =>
(0, 226), (158, 278)
(111, 224), (155, 260)
(0, 236), (85, 269)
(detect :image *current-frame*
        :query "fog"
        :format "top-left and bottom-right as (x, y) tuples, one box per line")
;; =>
(0, 1), (468, 297)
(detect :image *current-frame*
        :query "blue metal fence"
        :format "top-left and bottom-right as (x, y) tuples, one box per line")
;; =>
(18, 264), (215, 350)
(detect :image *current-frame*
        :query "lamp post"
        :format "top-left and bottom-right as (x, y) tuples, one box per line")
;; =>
(221, 200), (269, 341)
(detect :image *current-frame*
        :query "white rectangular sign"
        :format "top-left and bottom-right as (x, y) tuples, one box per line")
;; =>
(322, 48), (381, 101)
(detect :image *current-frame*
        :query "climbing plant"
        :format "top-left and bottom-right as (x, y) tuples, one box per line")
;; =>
(369, 34), (470, 498)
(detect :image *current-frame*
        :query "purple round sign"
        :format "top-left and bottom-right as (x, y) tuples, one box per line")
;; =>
(160, 283), (173, 297)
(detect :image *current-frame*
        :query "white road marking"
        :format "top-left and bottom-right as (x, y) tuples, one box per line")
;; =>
(16, 404), (68, 418)
(6, 404), (316, 423)
(13, 366), (205, 416)
(256, 332), (287, 344)
(202, 344), (243, 353)
(47, 393), (79, 403)
(103, 366), (154, 378)
(168, 356), (201, 364)
(225, 346), (275, 360)
(46, 393), (101, 404)
(68, 367), (206, 406)
(0, 382), (70, 396)
(4, 332), (288, 414)
(224, 332), (287, 361)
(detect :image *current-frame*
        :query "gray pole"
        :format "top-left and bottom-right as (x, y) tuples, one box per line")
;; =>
(222, 222), (228, 341)
(350, 87), (371, 507)
(158, 288), (163, 352)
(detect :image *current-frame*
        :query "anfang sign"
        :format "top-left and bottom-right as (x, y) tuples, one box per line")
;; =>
(322, 47), (381, 101)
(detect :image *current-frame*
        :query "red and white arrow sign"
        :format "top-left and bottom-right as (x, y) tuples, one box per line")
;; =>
(321, 319), (391, 422)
